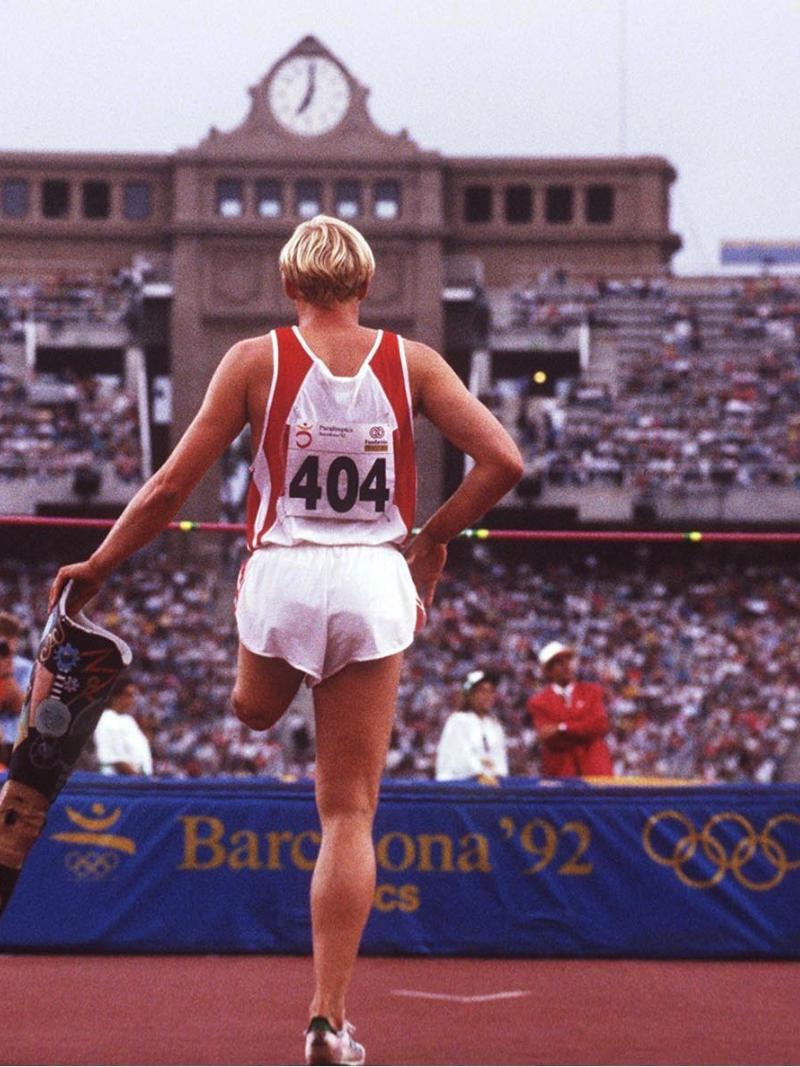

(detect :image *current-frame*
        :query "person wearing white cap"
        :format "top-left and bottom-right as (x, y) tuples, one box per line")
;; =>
(435, 670), (509, 783)
(526, 642), (613, 778)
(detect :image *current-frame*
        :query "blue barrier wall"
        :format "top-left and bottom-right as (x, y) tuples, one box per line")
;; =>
(1, 774), (799, 957)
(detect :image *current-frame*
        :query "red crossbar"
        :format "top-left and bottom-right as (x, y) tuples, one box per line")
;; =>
(2, 514), (800, 542)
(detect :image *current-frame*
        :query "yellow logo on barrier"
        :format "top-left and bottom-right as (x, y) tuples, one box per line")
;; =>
(642, 811), (800, 892)
(51, 803), (136, 882)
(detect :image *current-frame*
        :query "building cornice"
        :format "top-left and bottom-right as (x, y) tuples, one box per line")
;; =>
(0, 151), (172, 169)
(0, 222), (169, 240)
(446, 228), (682, 248)
(446, 155), (677, 180)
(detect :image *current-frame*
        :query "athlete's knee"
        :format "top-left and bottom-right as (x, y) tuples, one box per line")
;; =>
(231, 687), (283, 731)
(316, 783), (379, 825)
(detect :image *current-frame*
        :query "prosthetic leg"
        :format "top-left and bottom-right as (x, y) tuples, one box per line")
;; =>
(0, 582), (131, 916)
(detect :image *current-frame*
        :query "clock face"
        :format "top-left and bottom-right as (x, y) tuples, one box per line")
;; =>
(268, 56), (351, 136)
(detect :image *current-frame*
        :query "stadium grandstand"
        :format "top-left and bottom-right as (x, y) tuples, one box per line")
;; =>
(479, 271), (800, 523)
(0, 267), (148, 515)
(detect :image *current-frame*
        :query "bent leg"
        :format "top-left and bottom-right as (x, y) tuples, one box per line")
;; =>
(231, 643), (304, 731)
(309, 653), (402, 1029)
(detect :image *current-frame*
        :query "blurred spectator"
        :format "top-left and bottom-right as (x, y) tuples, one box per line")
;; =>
(435, 670), (508, 783)
(94, 676), (153, 776)
(0, 612), (33, 750)
(527, 642), (613, 777)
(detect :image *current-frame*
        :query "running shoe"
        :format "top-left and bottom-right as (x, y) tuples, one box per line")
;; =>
(304, 1016), (365, 1066)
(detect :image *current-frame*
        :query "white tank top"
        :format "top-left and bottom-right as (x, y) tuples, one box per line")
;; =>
(245, 326), (416, 549)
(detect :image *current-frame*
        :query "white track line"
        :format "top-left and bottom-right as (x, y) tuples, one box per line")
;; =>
(391, 989), (530, 1004)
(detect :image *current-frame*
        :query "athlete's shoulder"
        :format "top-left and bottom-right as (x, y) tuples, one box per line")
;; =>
(218, 332), (275, 380)
(230, 332), (275, 360)
(401, 337), (443, 369)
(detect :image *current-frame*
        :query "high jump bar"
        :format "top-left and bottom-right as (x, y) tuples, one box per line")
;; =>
(2, 514), (800, 543)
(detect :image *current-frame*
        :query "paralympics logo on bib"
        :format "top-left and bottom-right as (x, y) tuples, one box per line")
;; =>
(285, 422), (395, 521)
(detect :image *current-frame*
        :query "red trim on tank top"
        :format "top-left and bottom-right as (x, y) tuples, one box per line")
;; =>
(246, 327), (312, 547)
(370, 332), (417, 536)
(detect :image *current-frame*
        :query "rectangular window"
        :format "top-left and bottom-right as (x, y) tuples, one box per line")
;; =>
(256, 179), (282, 218)
(123, 182), (152, 221)
(505, 185), (533, 224)
(464, 185), (492, 223)
(545, 185), (574, 223)
(216, 178), (244, 218)
(2, 178), (29, 218)
(586, 184), (615, 223)
(296, 180), (322, 219)
(82, 180), (111, 219)
(42, 179), (70, 219)
(374, 180), (400, 220)
(335, 180), (361, 220)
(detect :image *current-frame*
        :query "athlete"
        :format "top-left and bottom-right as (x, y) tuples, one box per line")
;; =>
(49, 215), (522, 1066)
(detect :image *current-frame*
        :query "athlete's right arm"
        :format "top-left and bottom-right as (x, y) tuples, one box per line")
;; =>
(404, 342), (523, 605)
(48, 340), (262, 610)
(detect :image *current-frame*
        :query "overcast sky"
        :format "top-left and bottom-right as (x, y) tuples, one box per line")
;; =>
(2, 0), (798, 274)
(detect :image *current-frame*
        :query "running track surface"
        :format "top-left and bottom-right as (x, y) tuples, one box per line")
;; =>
(3, 955), (798, 1065)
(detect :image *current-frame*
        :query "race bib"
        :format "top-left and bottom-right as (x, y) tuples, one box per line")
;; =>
(284, 422), (395, 521)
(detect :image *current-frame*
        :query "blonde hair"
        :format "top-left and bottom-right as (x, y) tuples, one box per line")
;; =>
(279, 215), (375, 307)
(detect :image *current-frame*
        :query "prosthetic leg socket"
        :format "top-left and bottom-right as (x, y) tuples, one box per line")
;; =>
(0, 581), (131, 916)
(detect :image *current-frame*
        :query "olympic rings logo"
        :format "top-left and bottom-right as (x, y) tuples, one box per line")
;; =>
(64, 849), (121, 881)
(642, 811), (800, 892)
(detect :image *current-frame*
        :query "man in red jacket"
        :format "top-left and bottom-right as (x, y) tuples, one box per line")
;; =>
(527, 641), (614, 777)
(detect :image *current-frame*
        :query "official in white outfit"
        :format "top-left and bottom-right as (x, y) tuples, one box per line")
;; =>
(94, 677), (153, 776)
(436, 670), (509, 782)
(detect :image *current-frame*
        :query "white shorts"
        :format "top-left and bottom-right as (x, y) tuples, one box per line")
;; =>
(235, 543), (421, 685)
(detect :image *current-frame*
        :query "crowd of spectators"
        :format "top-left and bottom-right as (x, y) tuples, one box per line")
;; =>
(0, 366), (141, 483)
(491, 274), (800, 496)
(1, 545), (797, 784)
(0, 269), (142, 341)
(0, 269), (145, 484)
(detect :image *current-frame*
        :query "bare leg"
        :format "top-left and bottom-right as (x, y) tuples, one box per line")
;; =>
(309, 653), (402, 1029)
(231, 643), (304, 731)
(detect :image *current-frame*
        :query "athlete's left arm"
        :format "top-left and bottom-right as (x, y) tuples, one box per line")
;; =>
(48, 341), (253, 610)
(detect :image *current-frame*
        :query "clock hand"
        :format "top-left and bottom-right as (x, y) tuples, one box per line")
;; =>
(296, 61), (316, 115)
